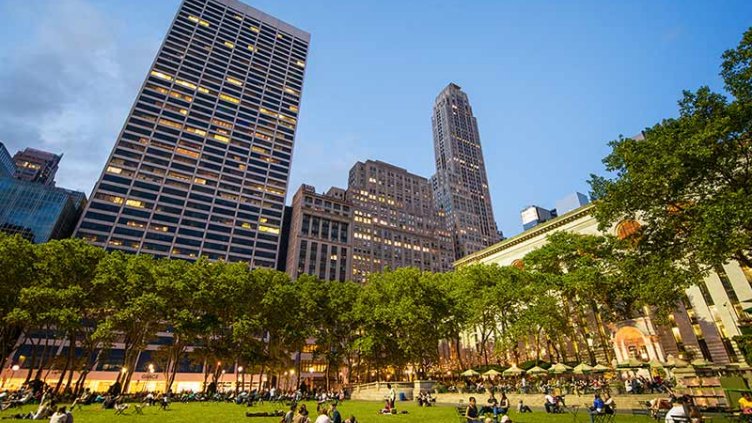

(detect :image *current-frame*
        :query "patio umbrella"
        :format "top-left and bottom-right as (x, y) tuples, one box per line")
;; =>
(648, 359), (664, 369)
(616, 357), (646, 369)
(591, 364), (611, 373)
(502, 364), (525, 377)
(483, 369), (501, 378)
(665, 355), (689, 368)
(572, 363), (594, 375)
(549, 363), (573, 374)
(461, 369), (480, 377)
(527, 366), (548, 376)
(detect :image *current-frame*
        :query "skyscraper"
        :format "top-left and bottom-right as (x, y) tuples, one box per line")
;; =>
(0, 142), (16, 178)
(431, 83), (500, 260)
(348, 160), (453, 282)
(75, 0), (309, 267)
(13, 147), (61, 186)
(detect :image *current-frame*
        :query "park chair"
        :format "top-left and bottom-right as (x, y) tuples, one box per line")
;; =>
(114, 403), (129, 415)
(133, 404), (144, 414)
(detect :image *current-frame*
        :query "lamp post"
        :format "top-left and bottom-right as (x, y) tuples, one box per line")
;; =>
(238, 366), (244, 393)
(586, 336), (596, 365)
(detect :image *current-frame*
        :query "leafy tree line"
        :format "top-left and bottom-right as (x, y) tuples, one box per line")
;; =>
(0, 226), (690, 395)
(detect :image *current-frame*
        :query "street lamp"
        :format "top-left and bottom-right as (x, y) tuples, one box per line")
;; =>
(586, 337), (596, 365)
(238, 367), (244, 392)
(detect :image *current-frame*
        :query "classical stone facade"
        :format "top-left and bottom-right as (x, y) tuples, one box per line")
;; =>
(454, 204), (752, 366)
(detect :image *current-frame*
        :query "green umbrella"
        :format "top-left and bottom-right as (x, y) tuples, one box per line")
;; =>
(617, 357), (647, 369)
(549, 363), (573, 374)
(483, 369), (501, 378)
(572, 363), (594, 375)
(592, 364), (612, 373)
(648, 359), (664, 369)
(502, 364), (525, 377)
(461, 369), (480, 377)
(527, 366), (548, 376)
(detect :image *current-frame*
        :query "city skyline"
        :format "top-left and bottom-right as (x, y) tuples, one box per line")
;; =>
(1, 0), (752, 236)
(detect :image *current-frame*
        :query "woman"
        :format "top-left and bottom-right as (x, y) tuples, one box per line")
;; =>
(499, 393), (510, 414)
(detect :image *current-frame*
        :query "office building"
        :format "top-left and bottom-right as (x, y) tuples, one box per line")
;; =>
(0, 143), (16, 177)
(431, 83), (500, 260)
(521, 205), (557, 230)
(348, 160), (453, 282)
(0, 177), (86, 243)
(75, 0), (310, 267)
(13, 148), (62, 186)
(285, 184), (352, 281)
(555, 192), (590, 215)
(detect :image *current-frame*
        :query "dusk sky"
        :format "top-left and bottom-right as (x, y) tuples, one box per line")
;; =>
(1, 0), (751, 236)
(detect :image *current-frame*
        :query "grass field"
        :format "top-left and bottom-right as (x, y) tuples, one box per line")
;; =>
(0, 400), (657, 422)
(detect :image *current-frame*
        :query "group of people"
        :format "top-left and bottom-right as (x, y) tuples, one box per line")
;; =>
(464, 396), (513, 423)
(279, 403), (356, 423)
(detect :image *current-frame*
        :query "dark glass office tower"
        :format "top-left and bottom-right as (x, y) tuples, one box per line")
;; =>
(431, 83), (500, 260)
(75, 0), (309, 267)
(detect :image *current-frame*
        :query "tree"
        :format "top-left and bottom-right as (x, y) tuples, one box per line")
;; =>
(0, 234), (36, 373)
(590, 27), (752, 271)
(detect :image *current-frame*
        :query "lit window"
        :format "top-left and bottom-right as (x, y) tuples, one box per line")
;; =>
(194, 177), (206, 185)
(187, 15), (199, 23)
(219, 94), (240, 104)
(186, 127), (207, 136)
(176, 147), (199, 158)
(249, 26), (260, 33)
(259, 225), (280, 234)
(223, 41), (235, 49)
(289, 105), (298, 112)
(247, 45), (256, 52)
(226, 77), (243, 87)
(296, 60), (306, 68)
(150, 71), (173, 81)
(188, 15), (211, 27)
(213, 134), (230, 143)
(197, 87), (210, 94)
(158, 118), (183, 129)
(175, 79), (197, 90)
(106, 166), (123, 174)
(126, 199), (145, 208)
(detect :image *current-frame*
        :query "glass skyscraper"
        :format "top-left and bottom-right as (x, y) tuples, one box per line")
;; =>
(75, 0), (309, 267)
(0, 177), (86, 243)
(431, 83), (501, 260)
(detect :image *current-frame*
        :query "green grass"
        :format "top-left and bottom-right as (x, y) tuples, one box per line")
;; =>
(0, 400), (656, 422)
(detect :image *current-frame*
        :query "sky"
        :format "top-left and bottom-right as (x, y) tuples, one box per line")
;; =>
(1, 1), (751, 237)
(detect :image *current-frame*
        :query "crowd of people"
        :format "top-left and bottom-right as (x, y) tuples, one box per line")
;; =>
(447, 373), (672, 396)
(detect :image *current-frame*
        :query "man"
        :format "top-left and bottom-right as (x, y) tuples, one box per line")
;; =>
(330, 403), (342, 423)
(283, 404), (295, 423)
(588, 394), (605, 423)
(740, 392), (752, 415)
(544, 392), (558, 413)
(314, 406), (331, 423)
(465, 396), (481, 423)
(387, 384), (396, 409)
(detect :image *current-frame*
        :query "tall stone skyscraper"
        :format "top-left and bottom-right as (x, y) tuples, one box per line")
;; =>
(431, 83), (500, 260)
(75, 0), (309, 268)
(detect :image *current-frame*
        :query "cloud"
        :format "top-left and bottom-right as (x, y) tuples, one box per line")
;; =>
(0, 0), (157, 194)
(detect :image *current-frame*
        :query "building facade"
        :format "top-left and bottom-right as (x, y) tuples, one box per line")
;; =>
(0, 143), (17, 178)
(348, 160), (453, 282)
(0, 177), (86, 243)
(285, 184), (353, 282)
(12, 148), (62, 186)
(455, 204), (751, 366)
(75, 0), (309, 267)
(520, 205), (557, 231)
(431, 83), (500, 260)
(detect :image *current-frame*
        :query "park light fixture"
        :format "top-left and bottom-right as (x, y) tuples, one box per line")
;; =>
(289, 369), (294, 375)
(148, 364), (155, 373)
(238, 366), (244, 373)
(11, 365), (19, 372)
(121, 367), (128, 374)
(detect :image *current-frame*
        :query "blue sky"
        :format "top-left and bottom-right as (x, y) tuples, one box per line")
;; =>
(1, 1), (751, 236)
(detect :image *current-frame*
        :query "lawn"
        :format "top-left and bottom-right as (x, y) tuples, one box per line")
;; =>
(0, 400), (657, 422)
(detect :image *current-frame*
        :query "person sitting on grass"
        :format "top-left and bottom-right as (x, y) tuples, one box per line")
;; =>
(344, 415), (356, 423)
(465, 397), (481, 423)
(293, 404), (311, 423)
(314, 406), (331, 423)
(517, 399), (532, 413)
(330, 403), (342, 423)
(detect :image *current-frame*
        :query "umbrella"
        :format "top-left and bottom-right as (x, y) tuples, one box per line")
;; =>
(549, 363), (573, 374)
(502, 364), (525, 377)
(648, 359), (664, 369)
(592, 364), (611, 373)
(483, 369), (501, 378)
(572, 363), (593, 375)
(691, 358), (713, 368)
(617, 357), (647, 369)
(527, 366), (548, 376)
(461, 369), (480, 377)
(665, 355), (689, 368)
